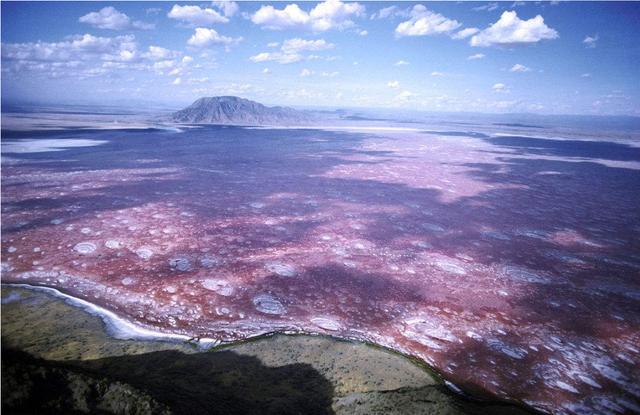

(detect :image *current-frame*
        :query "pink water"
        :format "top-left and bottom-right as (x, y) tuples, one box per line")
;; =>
(2, 125), (639, 414)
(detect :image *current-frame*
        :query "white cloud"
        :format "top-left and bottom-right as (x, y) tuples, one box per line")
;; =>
(581, 73), (591, 78)
(467, 53), (485, 60)
(473, 3), (499, 12)
(510, 63), (531, 72)
(370, 5), (410, 20)
(300, 68), (314, 77)
(143, 46), (182, 60)
(321, 71), (339, 77)
(79, 7), (154, 30)
(281, 38), (334, 53)
(249, 51), (302, 64)
(387, 80), (400, 88)
(395, 60), (409, 66)
(172, 77), (182, 85)
(451, 27), (479, 40)
(250, 38), (333, 64)
(492, 83), (510, 93)
(431, 71), (445, 77)
(359, 30), (368, 36)
(267, 42), (280, 48)
(262, 67), (271, 74)
(393, 90), (417, 105)
(583, 34), (598, 48)
(187, 28), (242, 48)
(168, 5), (228, 26)
(470, 11), (558, 47)
(251, 0), (365, 32)
(395, 5), (461, 37)
(212, 1), (239, 18)
(2, 33), (138, 62)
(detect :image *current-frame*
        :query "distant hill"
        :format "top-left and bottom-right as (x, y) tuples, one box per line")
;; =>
(172, 96), (315, 125)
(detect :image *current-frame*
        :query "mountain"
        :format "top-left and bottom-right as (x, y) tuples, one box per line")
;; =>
(172, 96), (315, 125)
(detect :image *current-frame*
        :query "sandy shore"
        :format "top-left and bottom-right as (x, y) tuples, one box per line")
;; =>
(1, 285), (535, 414)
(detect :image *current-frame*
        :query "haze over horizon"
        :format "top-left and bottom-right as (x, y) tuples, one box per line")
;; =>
(2, 1), (640, 116)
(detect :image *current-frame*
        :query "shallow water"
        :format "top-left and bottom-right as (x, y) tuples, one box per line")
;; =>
(2, 123), (639, 414)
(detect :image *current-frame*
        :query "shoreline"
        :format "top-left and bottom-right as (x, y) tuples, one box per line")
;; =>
(1, 283), (540, 414)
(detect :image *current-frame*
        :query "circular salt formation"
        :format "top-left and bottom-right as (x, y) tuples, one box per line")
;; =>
(105, 240), (121, 249)
(201, 279), (234, 296)
(265, 262), (297, 277)
(252, 293), (286, 315)
(73, 242), (96, 255)
(311, 317), (342, 331)
(135, 247), (154, 260)
(169, 257), (191, 272)
(501, 265), (550, 284)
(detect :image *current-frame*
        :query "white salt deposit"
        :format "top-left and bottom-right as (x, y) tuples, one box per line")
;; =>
(201, 279), (234, 296)
(265, 262), (297, 277)
(73, 242), (96, 254)
(252, 293), (286, 315)
(4, 283), (219, 348)
(434, 259), (466, 275)
(2, 139), (108, 154)
(105, 240), (122, 249)
(501, 265), (551, 284)
(311, 317), (342, 331)
(135, 248), (154, 260)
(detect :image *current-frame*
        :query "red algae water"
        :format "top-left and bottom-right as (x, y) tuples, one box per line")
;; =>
(2, 124), (639, 414)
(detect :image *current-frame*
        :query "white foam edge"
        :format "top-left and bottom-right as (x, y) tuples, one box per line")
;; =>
(3, 283), (221, 349)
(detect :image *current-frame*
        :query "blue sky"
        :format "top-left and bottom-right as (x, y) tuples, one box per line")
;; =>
(2, 1), (639, 115)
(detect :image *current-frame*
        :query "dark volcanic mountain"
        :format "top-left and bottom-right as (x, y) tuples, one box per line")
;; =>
(172, 96), (315, 125)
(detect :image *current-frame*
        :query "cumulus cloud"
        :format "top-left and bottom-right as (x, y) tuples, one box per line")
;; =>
(281, 38), (334, 53)
(387, 80), (400, 88)
(359, 30), (368, 36)
(370, 5), (410, 20)
(472, 2), (499, 12)
(79, 7), (154, 30)
(2, 34), (138, 62)
(212, 1), (239, 17)
(249, 51), (302, 64)
(300, 68), (314, 77)
(1, 33), (191, 81)
(187, 28), (242, 48)
(510, 63), (531, 72)
(583, 34), (598, 48)
(470, 11), (558, 47)
(393, 90), (417, 105)
(395, 60), (409, 66)
(250, 37), (334, 64)
(395, 5), (461, 37)
(143, 45), (181, 60)
(168, 4), (229, 25)
(251, 0), (365, 32)
(467, 53), (485, 60)
(451, 27), (479, 40)
(492, 83), (510, 93)
(431, 71), (445, 77)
